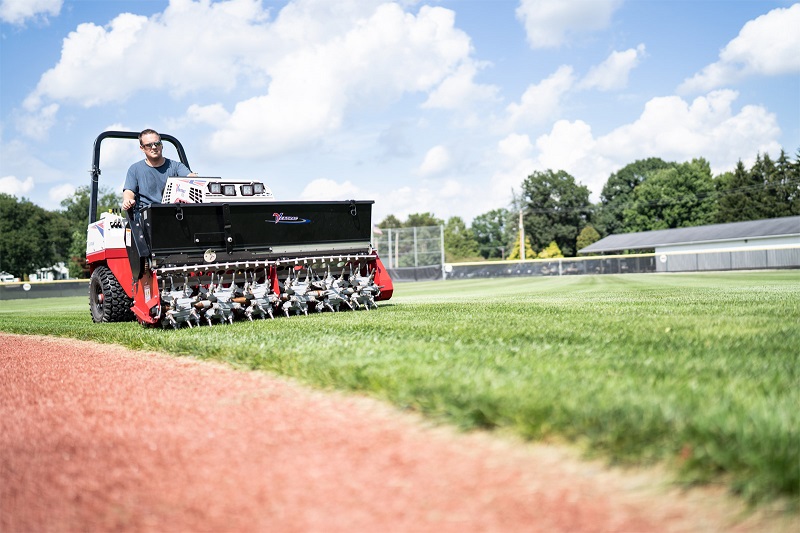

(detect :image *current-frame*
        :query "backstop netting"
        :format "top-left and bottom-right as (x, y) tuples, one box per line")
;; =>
(372, 226), (444, 282)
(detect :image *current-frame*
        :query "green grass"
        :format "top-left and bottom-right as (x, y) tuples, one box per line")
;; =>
(2, 271), (798, 506)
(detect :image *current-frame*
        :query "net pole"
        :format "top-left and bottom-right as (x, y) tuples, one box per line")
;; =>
(440, 224), (446, 280)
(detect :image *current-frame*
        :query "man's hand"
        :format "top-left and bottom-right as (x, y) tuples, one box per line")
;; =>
(122, 190), (136, 210)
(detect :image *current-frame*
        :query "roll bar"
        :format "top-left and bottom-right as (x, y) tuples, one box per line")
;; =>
(88, 130), (191, 224)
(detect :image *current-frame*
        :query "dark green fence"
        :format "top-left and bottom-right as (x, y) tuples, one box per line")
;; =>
(0, 280), (89, 301)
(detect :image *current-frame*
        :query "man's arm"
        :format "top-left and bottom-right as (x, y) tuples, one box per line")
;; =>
(122, 189), (136, 211)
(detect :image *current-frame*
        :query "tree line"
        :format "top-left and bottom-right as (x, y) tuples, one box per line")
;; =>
(380, 149), (800, 261)
(1, 149), (798, 279)
(0, 187), (120, 280)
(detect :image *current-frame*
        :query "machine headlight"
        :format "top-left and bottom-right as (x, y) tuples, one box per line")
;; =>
(253, 183), (265, 194)
(223, 184), (237, 196)
(208, 182), (222, 194)
(240, 184), (254, 196)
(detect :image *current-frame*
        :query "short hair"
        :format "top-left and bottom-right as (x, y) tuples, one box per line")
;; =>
(139, 129), (160, 143)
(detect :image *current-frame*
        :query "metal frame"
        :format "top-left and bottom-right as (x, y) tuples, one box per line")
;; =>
(88, 130), (190, 224)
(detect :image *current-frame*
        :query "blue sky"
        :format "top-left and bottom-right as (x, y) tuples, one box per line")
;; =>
(1, 0), (798, 224)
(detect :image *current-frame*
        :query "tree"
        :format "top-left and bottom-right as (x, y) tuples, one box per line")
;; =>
(714, 160), (760, 223)
(443, 217), (480, 262)
(59, 186), (122, 278)
(471, 208), (512, 259)
(596, 158), (674, 235)
(506, 234), (535, 260)
(623, 158), (716, 231)
(0, 194), (72, 279)
(404, 212), (443, 227)
(537, 241), (563, 259)
(60, 185), (122, 228)
(520, 169), (592, 257)
(378, 214), (403, 229)
(762, 150), (800, 218)
(67, 230), (89, 279)
(576, 225), (601, 253)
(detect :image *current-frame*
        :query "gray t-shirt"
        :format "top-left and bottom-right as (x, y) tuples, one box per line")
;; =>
(123, 158), (192, 209)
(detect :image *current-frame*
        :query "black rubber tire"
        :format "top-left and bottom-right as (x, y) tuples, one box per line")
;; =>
(89, 265), (134, 323)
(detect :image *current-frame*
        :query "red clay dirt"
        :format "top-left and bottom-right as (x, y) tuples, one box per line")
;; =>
(0, 333), (793, 532)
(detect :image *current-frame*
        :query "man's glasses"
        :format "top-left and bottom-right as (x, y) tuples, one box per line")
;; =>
(141, 141), (163, 149)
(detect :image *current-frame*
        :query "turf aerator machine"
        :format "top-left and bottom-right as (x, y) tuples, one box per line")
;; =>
(86, 131), (393, 328)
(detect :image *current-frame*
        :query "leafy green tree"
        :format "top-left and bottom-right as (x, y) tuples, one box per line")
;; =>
(506, 234), (535, 260)
(60, 185), (121, 228)
(59, 186), (122, 278)
(716, 150), (799, 223)
(623, 158), (716, 231)
(520, 169), (591, 257)
(67, 230), (89, 278)
(537, 241), (563, 259)
(443, 217), (480, 262)
(714, 160), (759, 223)
(596, 158), (674, 235)
(576, 225), (601, 253)
(788, 149), (800, 215)
(762, 150), (800, 218)
(378, 214), (403, 229)
(471, 208), (512, 259)
(0, 194), (71, 279)
(405, 212), (443, 228)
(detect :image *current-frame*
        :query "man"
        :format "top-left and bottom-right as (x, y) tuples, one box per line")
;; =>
(122, 129), (197, 211)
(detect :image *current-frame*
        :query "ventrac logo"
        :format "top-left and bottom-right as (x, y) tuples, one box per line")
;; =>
(270, 212), (310, 224)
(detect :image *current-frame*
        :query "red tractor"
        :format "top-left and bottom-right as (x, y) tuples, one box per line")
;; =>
(86, 131), (392, 328)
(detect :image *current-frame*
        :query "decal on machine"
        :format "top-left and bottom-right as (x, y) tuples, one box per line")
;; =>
(269, 212), (310, 224)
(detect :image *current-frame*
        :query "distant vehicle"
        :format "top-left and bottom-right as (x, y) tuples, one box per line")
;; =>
(0, 272), (17, 283)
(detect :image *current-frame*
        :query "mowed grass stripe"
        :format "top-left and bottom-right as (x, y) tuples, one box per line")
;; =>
(1, 271), (798, 505)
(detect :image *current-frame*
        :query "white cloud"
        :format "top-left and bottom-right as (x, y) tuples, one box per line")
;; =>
(579, 44), (646, 91)
(23, 0), (477, 144)
(679, 4), (800, 93)
(298, 178), (366, 201)
(418, 145), (451, 176)
(0, 175), (35, 197)
(438, 179), (465, 200)
(209, 3), (475, 157)
(0, 139), (67, 188)
(487, 133), (535, 208)
(529, 90), (781, 201)
(16, 103), (59, 140)
(506, 65), (575, 128)
(376, 182), (475, 222)
(422, 61), (499, 110)
(20, 0), (270, 138)
(23, 0), (273, 111)
(498, 133), (534, 160)
(186, 104), (231, 126)
(97, 124), (142, 171)
(0, 0), (61, 25)
(515, 0), (624, 49)
(533, 120), (614, 199)
(48, 183), (75, 204)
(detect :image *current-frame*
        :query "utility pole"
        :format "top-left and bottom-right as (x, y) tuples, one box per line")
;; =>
(519, 208), (525, 261)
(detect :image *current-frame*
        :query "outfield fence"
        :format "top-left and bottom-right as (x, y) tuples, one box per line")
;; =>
(2, 247), (796, 299)
(445, 246), (800, 280)
(0, 280), (89, 301)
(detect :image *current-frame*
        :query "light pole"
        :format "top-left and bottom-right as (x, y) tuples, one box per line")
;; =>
(519, 208), (525, 261)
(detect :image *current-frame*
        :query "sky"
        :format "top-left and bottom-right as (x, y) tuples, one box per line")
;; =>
(1, 0), (798, 224)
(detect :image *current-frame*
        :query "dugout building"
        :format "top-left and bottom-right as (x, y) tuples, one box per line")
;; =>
(579, 215), (800, 272)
